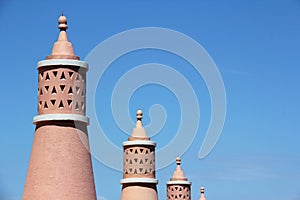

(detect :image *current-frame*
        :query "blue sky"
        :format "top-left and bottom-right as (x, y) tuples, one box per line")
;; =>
(1, 0), (300, 200)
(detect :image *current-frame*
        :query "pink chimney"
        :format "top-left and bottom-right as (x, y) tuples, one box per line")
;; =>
(120, 110), (158, 200)
(22, 15), (97, 200)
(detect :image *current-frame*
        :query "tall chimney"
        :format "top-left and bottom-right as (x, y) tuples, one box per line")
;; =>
(23, 14), (97, 200)
(120, 110), (158, 200)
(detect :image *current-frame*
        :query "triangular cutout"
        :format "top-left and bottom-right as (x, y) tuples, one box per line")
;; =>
(44, 102), (48, 109)
(76, 74), (80, 81)
(75, 102), (79, 110)
(40, 88), (43, 95)
(52, 71), (58, 77)
(45, 85), (49, 91)
(58, 100), (64, 108)
(67, 100), (72, 106)
(51, 86), (57, 94)
(60, 72), (66, 80)
(75, 86), (80, 94)
(45, 73), (50, 80)
(69, 71), (74, 78)
(50, 99), (56, 106)
(60, 85), (65, 92)
(68, 87), (73, 94)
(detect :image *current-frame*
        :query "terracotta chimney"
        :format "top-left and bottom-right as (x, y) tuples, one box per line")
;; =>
(166, 157), (191, 200)
(120, 110), (158, 200)
(23, 15), (97, 200)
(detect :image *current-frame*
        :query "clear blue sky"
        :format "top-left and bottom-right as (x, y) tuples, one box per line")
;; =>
(0, 0), (300, 200)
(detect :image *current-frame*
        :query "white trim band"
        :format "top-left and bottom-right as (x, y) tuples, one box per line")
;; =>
(123, 140), (156, 147)
(37, 59), (88, 70)
(33, 114), (89, 124)
(120, 178), (158, 184)
(166, 180), (191, 185)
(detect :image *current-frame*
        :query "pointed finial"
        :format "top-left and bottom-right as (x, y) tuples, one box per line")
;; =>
(46, 14), (79, 60)
(200, 186), (205, 194)
(176, 156), (181, 165)
(170, 156), (187, 181)
(136, 109), (143, 127)
(199, 186), (206, 200)
(58, 14), (68, 30)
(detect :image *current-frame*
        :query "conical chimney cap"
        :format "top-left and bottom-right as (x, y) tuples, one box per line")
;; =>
(170, 157), (188, 181)
(46, 14), (79, 60)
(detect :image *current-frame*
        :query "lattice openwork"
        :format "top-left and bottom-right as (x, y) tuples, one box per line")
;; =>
(167, 185), (190, 200)
(37, 67), (86, 115)
(123, 146), (155, 178)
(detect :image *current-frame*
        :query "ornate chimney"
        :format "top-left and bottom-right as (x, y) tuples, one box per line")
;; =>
(120, 110), (158, 200)
(23, 15), (97, 200)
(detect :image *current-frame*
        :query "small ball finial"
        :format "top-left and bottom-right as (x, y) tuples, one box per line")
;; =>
(176, 156), (181, 165)
(200, 186), (205, 193)
(136, 109), (143, 121)
(58, 14), (68, 30)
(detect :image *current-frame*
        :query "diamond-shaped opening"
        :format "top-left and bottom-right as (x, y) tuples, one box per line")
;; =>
(68, 87), (73, 94)
(52, 71), (58, 77)
(51, 86), (57, 94)
(45, 73), (50, 80)
(44, 102), (48, 109)
(69, 71), (74, 78)
(60, 72), (66, 80)
(50, 99), (56, 106)
(45, 85), (49, 91)
(60, 85), (65, 92)
(58, 100), (64, 108)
